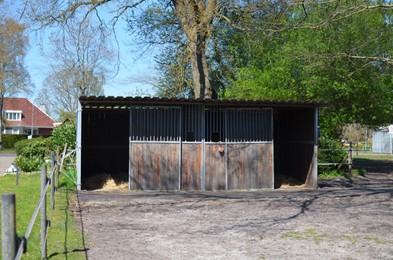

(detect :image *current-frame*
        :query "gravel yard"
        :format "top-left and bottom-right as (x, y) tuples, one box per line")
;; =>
(76, 158), (393, 259)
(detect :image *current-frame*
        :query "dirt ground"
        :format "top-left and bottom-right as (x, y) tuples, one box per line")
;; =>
(76, 158), (393, 259)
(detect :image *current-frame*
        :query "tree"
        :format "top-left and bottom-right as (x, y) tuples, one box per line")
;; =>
(22, 0), (393, 102)
(0, 17), (30, 147)
(36, 19), (110, 120)
(221, 0), (393, 136)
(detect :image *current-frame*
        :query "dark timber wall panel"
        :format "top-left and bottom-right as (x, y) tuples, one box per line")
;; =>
(129, 143), (179, 190)
(182, 143), (202, 190)
(227, 143), (273, 190)
(205, 144), (226, 191)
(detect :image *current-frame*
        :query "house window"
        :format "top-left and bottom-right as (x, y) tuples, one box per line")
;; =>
(5, 111), (22, 121)
(4, 127), (20, 134)
(24, 129), (38, 135)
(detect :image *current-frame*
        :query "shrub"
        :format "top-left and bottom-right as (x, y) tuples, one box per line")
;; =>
(2, 134), (29, 149)
(15, 138), (51, 172)
(15, 155), (45, 172)
(52, 121), (76, 150)
(15, 137), (48, 155)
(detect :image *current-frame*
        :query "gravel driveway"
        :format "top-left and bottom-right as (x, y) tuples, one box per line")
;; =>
(76, 158), (393, 259)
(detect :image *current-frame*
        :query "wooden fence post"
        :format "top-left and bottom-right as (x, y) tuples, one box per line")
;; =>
(41, 166), (47, 260)
(15, 166), (19, 186)
(55, 147), (60, 188)
(2, 193), (16, 260)
(348, 142), (353, 177)
(59, 143), (68, 173)
(51, 151), (55, 210)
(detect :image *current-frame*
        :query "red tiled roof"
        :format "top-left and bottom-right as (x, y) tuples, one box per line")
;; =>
(3, 98), (54, 128)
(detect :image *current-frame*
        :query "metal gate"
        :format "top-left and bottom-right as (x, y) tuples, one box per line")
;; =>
(129, 105), (274, 191)
(202, 107), (274, 190)
(129, 106), (182, 190)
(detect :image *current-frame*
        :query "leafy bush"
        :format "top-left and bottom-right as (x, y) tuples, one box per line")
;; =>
(15, 137), (50, 155)
(15, 156), (45, 172)
(318, 137), (348, 175)
(52, 121), (76, 150)
(2, 134), (29, 149)
(15, 138), (51, 172)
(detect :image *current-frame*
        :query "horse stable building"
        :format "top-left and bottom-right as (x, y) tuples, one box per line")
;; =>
(76, 96), (321, 191)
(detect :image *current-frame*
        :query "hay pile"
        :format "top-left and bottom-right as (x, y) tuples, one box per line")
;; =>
(86, 174), (128, 191)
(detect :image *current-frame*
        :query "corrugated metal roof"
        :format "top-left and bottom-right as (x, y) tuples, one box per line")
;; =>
(79, 96), (326, 108)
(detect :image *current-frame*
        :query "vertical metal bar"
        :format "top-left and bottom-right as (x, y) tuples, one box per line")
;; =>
(76, 100), (82, 190)
(129, 107), (132, 191)
(2, 193), (16, 260)
(270, 108), (274, 189)
(178, 108), (182, 191)
(201, 105), (206, 191)
(41, 166), (47, 260)
(225, 109), (228, 190)
(312, 107), (319, 188)
(147, 108), (151, 141)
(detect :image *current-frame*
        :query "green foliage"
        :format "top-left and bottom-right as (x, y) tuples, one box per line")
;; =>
(220, 1), (393, 131)
(14, 138), (51, 172)
(319, 170), (345, 179)
(59, 167), (77, 189)
(318, 137), (348, 175)
(51, 121), (76, 150)
(14, 156), (45, 172)
(352, 168), (367, 177)
(2, 134), (28, 149)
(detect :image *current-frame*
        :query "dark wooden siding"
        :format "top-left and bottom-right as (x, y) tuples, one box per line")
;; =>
(129, 143), (180, 190)
(227, 143), (273, 190)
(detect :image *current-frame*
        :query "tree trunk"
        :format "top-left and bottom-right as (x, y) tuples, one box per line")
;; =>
(189, 36), (212, 99)
(172, 0), (216, 99)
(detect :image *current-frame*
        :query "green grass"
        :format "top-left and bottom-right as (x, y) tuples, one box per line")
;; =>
(0, 148), (16, 154)
(282, 228), (328, 242)
(318, 170), (345, 179)
(0, 170), (86, 259)
(282, 228), (393, 246)
(354, 153), (393, 161)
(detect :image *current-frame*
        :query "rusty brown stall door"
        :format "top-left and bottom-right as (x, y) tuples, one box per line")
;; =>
(181, 143), (203, 190)
(205, 144), (227, 191)
(129, 143), (180, 190)
(227, 143), (273, 190)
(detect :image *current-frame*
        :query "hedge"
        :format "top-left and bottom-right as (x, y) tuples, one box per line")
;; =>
(1, 134), (29, 149)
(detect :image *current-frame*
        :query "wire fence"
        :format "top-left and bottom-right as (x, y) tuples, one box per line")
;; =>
(318, 142), (354, 175)
(1, 148), (73, 260)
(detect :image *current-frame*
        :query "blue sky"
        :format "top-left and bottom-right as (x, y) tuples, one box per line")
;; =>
(25, 30), (158, 99)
